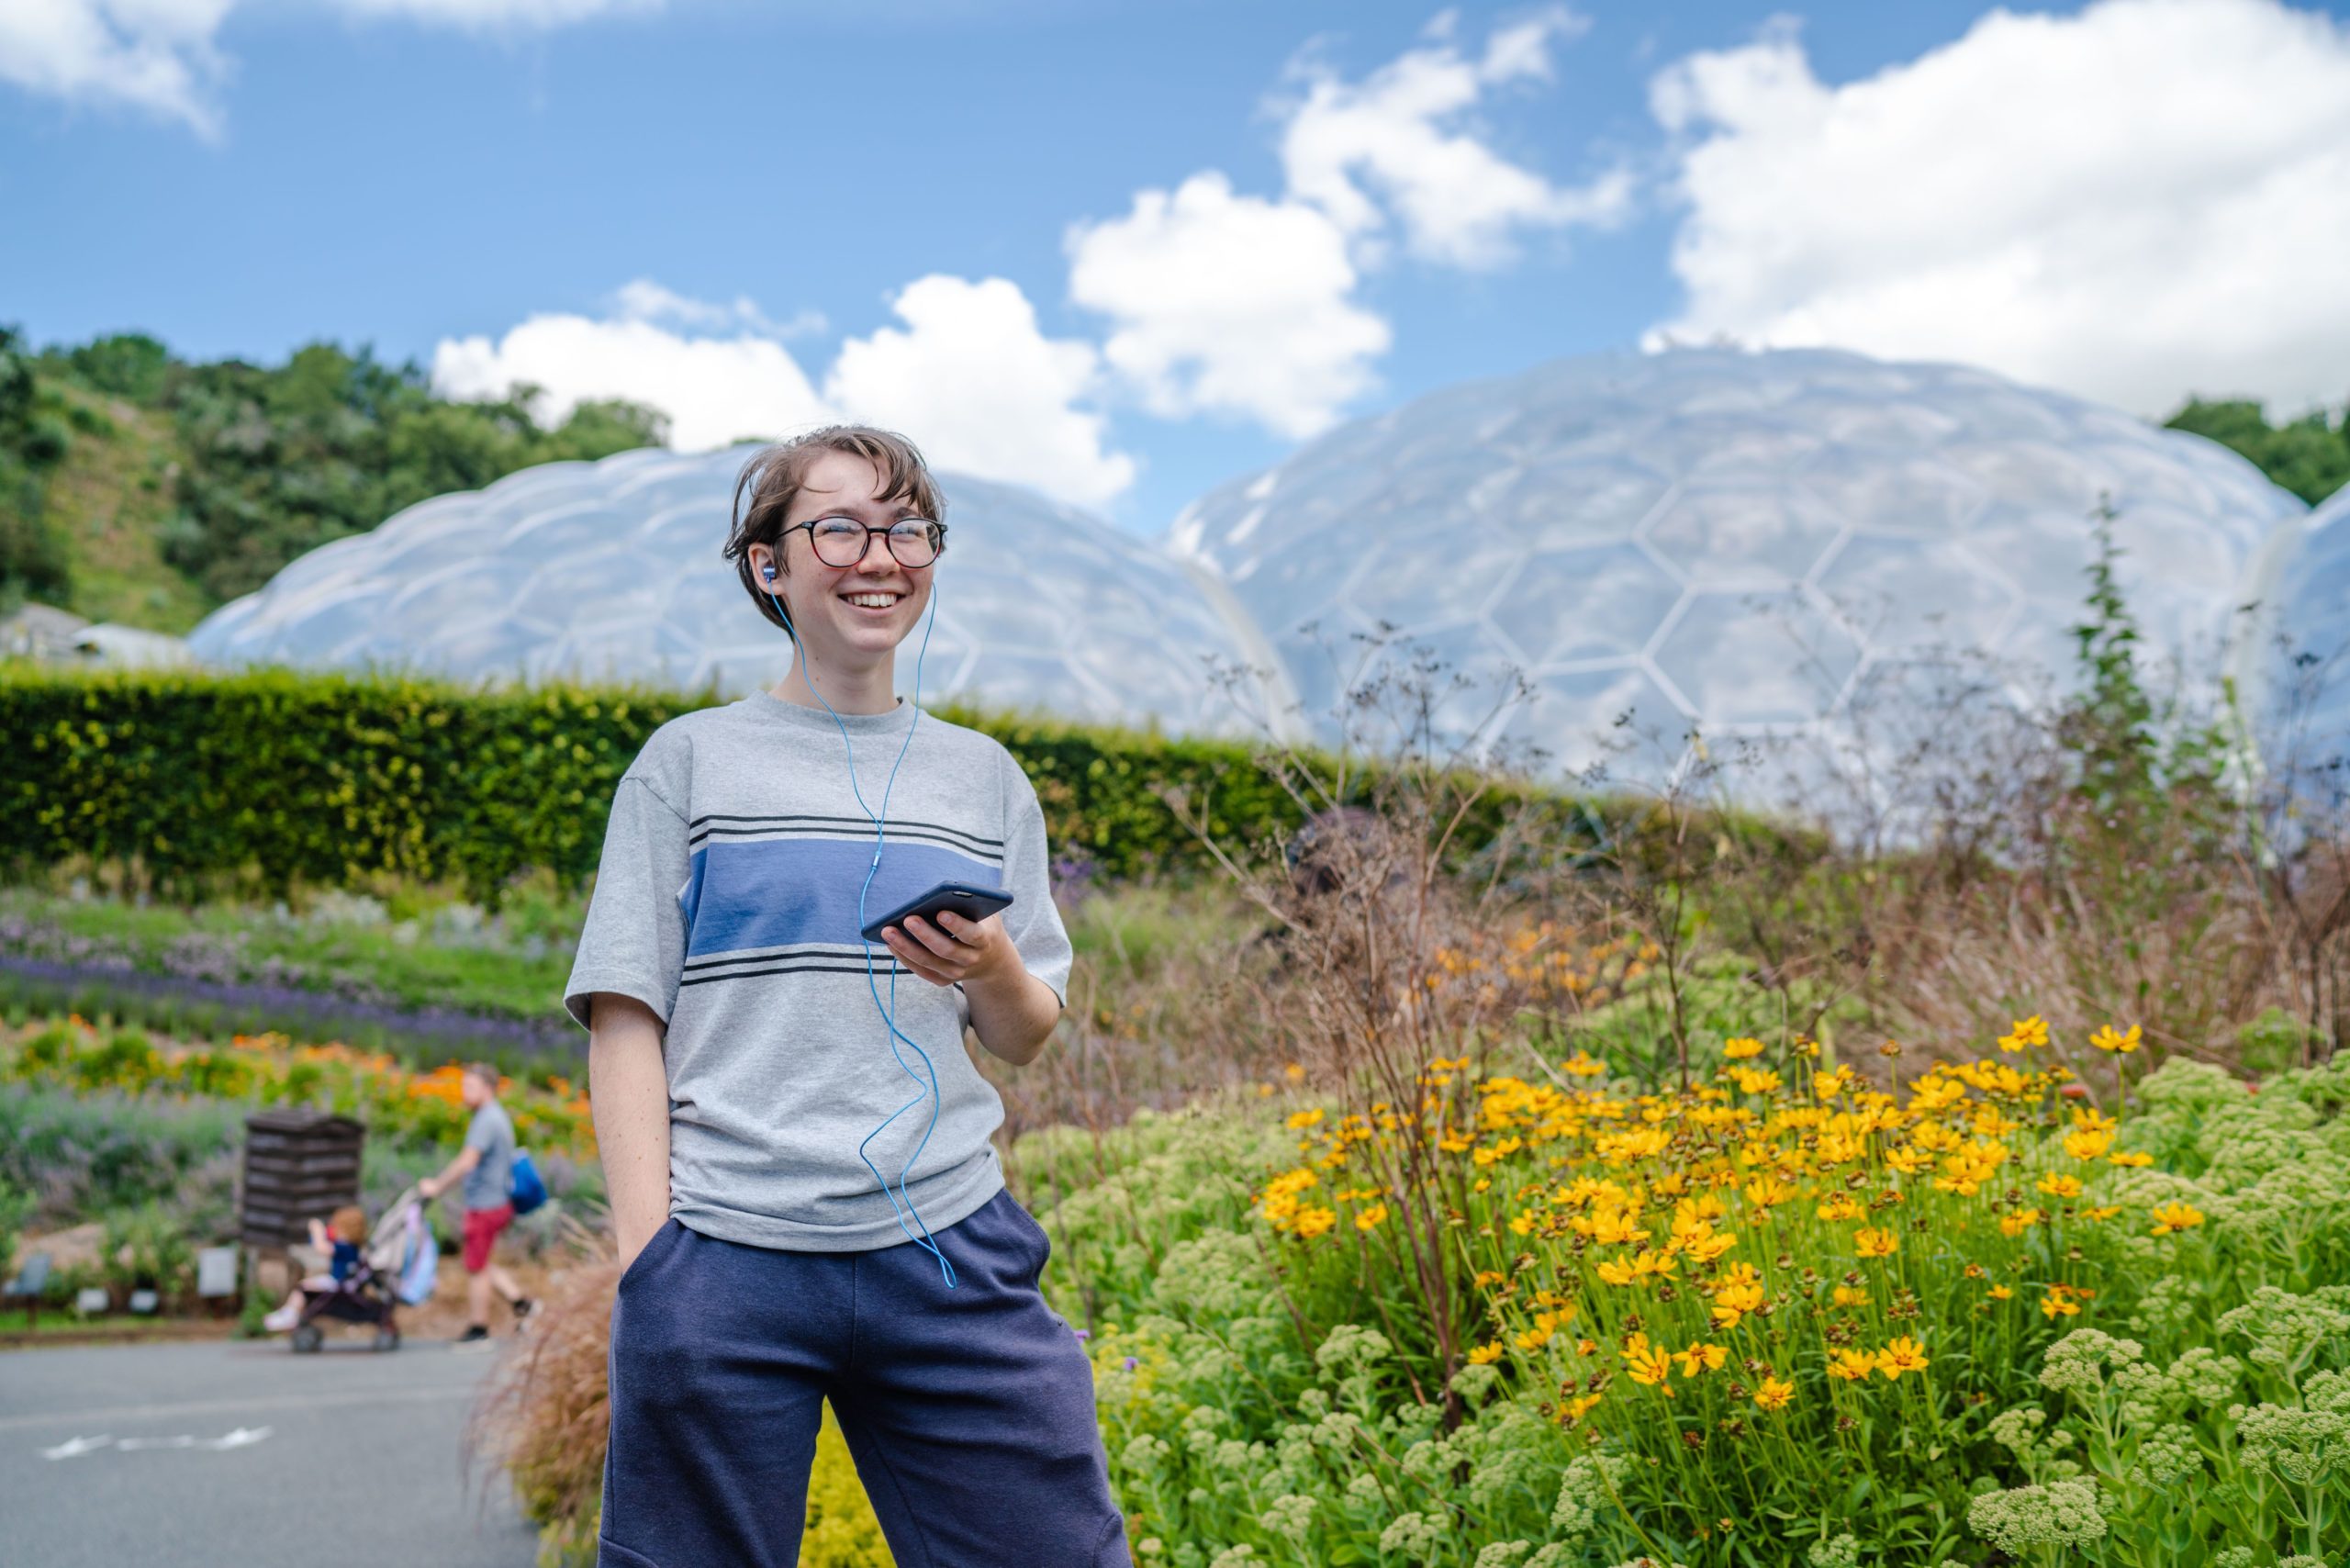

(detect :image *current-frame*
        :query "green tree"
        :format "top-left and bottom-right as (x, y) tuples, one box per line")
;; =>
(2165, 396), (2350, 507)
(0, 325), (73, 604)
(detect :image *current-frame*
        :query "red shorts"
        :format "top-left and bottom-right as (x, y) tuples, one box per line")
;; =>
(462, 1204), (514, 1271)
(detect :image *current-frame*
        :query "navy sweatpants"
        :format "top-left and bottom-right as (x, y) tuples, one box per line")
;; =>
(598, 1188), (1131, 1567)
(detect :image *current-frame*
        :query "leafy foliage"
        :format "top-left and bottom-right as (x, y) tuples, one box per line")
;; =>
(0, 665), (1588, 902)
(2165, 396), (2350, 509)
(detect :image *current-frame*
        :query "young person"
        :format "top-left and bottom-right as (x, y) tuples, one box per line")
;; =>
(260, 1204), (374, 1333)
(565, 426), (1128, 1567)
(418, 1061), (534, 1345)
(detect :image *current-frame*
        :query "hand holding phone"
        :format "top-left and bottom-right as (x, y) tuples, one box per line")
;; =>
(858, 879), (1015, 946)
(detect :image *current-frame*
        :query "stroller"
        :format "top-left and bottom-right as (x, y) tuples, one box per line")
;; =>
(288, 1185), (438, 1353)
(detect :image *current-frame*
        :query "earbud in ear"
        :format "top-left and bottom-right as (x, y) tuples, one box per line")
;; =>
(762, 564), (777, 583)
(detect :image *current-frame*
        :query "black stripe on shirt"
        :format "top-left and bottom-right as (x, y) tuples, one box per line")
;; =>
(687, 812), (1003, 856)
(677, 958), (933, 988)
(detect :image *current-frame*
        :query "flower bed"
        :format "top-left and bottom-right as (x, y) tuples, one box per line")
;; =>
(1019, 1030), (2350, 1567)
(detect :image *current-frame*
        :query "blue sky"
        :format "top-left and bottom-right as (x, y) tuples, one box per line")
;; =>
(6, 0), (2348, 536)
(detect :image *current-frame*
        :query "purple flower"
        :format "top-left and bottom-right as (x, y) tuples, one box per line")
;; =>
(1073, 1327), (1091, 1339)
(1122, 1356), (1137, 1371)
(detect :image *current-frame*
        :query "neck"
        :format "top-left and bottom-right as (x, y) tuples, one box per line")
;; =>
(772, 648), (901, 715)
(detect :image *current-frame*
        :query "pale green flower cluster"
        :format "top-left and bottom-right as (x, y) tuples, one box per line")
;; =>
(1965, 1480), (2108, 1555)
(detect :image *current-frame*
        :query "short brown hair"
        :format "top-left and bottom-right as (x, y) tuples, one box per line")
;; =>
(330, 1204), (368, 1243)
(722, 425), (948, 634)
(463, 1061), (501, 1091)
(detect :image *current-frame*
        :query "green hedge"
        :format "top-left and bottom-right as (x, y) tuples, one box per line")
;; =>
(0, 664), (1594, 901)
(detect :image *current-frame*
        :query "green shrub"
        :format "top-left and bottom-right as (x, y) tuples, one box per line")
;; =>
(0, 665), (1591, 902)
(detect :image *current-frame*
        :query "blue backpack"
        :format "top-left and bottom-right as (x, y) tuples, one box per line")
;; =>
(509, 1149), (548, 1215)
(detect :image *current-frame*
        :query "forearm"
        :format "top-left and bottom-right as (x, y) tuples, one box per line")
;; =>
(963, 969), (1062, 1067)
(588, 993), (673, 1269)
(427, 1147), (478, 1193)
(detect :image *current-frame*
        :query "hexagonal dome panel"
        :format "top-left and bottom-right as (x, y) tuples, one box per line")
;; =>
(1171, 346), (2302, 781)
(187, 444), (1279, 737)
(2255, 483), (2350, 783)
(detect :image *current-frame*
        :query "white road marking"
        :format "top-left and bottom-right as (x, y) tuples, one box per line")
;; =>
(1, 1380), (476, 1435)
(40, 1436), (112, 1461)
(44, 1426), (274, 1458)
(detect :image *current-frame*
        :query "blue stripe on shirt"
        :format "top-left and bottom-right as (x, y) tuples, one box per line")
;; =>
(680, 835), (1002, 959)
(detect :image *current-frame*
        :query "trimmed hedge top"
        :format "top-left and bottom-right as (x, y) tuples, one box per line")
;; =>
(1, 663), (1586, 901)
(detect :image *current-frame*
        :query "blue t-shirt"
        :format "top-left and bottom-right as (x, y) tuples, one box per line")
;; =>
(330, 1238), (361, 1282)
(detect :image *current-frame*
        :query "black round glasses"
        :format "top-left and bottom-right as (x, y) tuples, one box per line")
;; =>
(789, 515), (946, 569)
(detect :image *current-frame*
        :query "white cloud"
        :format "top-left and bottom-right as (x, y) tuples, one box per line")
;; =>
(431, 303), (829, 452)
(1646, 0), (2350, 418)
(610, 278), (826, 340)
(1067, 8), (1605, 439)
(824, 274), (1136, 509)
(0, 0), (652, 132)
(1067, 172), (1390, 441)
(1278, 3), (1632, 269)
(434, 276), (1136, 507)
(0, 0), (236, 135)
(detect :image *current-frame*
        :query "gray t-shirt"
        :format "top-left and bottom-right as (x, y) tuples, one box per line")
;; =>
(562, 689), (1074, 1251)
(462, 1101), (516, 1213)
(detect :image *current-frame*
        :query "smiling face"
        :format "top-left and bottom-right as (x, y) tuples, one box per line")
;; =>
(752, 446), (935, 666)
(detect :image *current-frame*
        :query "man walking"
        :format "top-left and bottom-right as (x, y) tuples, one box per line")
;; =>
(420, 1061), (534, 1345)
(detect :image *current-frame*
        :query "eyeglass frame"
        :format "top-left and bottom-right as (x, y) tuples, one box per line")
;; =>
(783, 514), (948, 569)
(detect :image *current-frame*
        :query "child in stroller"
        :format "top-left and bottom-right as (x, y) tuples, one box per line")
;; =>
(263, 1191), (433, 1351)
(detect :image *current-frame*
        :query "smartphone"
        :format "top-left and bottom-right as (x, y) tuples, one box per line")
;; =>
(858, 879), (1015, 946)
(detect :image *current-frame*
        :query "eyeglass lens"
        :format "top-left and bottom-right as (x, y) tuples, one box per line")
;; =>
(809, 517), (939, 567)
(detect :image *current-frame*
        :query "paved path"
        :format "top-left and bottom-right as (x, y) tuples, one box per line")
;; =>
(0, 1337), (542, 1568)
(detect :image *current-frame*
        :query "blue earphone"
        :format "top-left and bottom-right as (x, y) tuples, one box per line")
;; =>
(761, 553), (957, 1288)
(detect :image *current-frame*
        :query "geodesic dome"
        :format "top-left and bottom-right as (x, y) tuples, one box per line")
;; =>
(187, 444), (1273, 735)
(2255, 483), (2350, 781)
(1168, 346), (2305, 782)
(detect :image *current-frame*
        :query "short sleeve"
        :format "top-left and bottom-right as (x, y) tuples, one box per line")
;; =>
(563, 773), (691, 1032)
(998, 749), (1073, 1009)
(464, 1106), (493, 1154)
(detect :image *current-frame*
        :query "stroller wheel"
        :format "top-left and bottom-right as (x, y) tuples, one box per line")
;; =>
(291, 1323), (325, 1354)
(373, 1325), (400, 1352)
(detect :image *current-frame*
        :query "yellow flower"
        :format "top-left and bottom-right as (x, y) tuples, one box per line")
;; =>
(2037, 1174), (2084, 1199)
(1997, 1014), (2049, 1053)
(1875, 1337), (1929, 1380)
(1753, 1376), (1796, 1410)
(1998, 1207), (2043, 1238)
(1832, 1285), (1870, 1308)
(1673, 1341), (1729, 1377)
(1285, 1107), (1326, 1129)
(1292, 1206), (1337, 1239)
(1853, 1227), (1899, 1259)
(1468, 1341), (1505, 1365)
(2089, 1024), (2143, 1056)
(1827, 1349), (1876, 1382)
(1355, 1203), (1389, 1231)
(1561, 1051), (1606, 1078)
(2041, 1290), (2080, 1319)
(1816, 1194), (1863, 1222)
(1283, 1062), (1305, 1081)
(2107, 1150), (2154, 1168)
(1623, 1335), (1675, 1394)
(2150, 1202), (2205, 1236)
(1711, 1282), (1766, 1328)
(2064, 1127), (2116, 1161)
(1472, 1270), (1505, 1288)
(1988, 1285), (2014, 1301)
(1513, 1322), (1555, 1351)
(1723, 1036), (1766, 1059)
